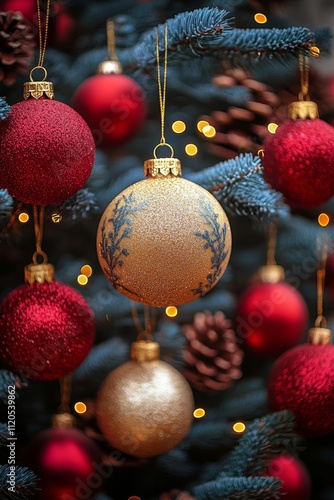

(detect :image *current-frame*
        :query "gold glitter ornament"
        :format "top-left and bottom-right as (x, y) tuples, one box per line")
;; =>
(96, 339), (195, 457)
(96, 157), (232, 307)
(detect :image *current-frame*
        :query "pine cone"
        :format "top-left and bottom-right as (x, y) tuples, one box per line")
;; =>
(200, 68), (279, 159)
(0, 11), (36, 86)
(160, 490), (196, 500)
(182, 311), (243, 393)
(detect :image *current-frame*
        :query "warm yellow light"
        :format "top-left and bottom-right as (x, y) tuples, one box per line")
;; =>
(51, 213), (62, 223)
(318, 213), (330, 227)
(254, 13), (267, 24)
(257, 149), (265, 158)
(165, 306), (178, 317)
(172, 120), (186, 133)
(197, 120), (209, 132)
(18, 212), (29, 223)
(185, 144), (198, 156)
(233, 422), (246, 433)
(81, 265), (93, 277)
(77, 274), (88, 285)
(310, 46), (320, 57)
(74, 402), (87, 414)
(202, 125), (216, 137)
(193, 408), (206, 419)
(267, 122), (278, 134)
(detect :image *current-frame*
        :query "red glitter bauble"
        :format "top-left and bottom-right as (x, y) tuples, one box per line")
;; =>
(265, 455), (311, 500)
(263, 119), (334, 208)
(72, 73), (147, 148)
(268, 343), (334, 436)
(0, 281), (95, 380)
(0, 99), (95, 205)
(22, 428), (104, 500)
(235, 282), (308, 358)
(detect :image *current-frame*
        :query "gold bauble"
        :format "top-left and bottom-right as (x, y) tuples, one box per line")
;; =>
(96, 158), (231, 307)
(96, 340), (194, 458)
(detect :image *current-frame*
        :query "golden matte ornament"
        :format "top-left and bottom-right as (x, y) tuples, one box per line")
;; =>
(96, 158), (232, 307)
(96, 340), (194, 457)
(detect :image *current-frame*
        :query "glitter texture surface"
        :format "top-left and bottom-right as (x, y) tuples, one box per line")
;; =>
(0, 99), (95, 205)
(236, 282), (308, 358)
(97, 175), (232, 307)
(268, 344), (334, 436)
(263, 118), (334, 208)
(0, 281), (95, 380)
(96, 358), (195, 457)
(72, 73), (147, 147)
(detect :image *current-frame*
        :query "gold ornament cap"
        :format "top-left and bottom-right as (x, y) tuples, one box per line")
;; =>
(288, 100), (319, 120)
(24, 262), (55, 284)
(97, 59), (122, 75)
(144, 157), (182, 178)
(52, 412), (76, 429)
(308, 327), (332, 345)
(255, 264), (285, 284)
(131, 340), (160, 362)
(23, 66), (54, 100)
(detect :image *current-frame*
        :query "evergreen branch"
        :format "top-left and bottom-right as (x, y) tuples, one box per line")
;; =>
(0, 97), (11, 120)
(52, 188), (98, 220)
(0, 466), (39, 500)
(157, 449), (201, 478)
(217, 387), (268, 421)
(0, 371), (24, 405)
(0, 423), (9, 445)
(0, 189), (14, 218)
(192, 476), (281, 500)
(188, 154), (289, 221)
(186, 421), (236, 450)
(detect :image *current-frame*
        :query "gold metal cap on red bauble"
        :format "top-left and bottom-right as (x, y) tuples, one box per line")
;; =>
(97, 59), (122, 75)
(23, 66), (54, 100)
(288, 99), (319, 120)
(24, 262), (55, 284)
(254, 264), (285, 284)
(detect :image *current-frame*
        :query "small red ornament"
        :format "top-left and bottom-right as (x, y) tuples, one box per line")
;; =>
(0, 263), (95, 380)
(0, 98), (95, 205)
(0, 0), (36, 23)
(72, 72), (147, 148)
(22, 427), (105, 500)
(265, 455), (311, 500)
(235, 280), (308, 358)
(263, 99), (334, 208)
(268, 328), (334, 436)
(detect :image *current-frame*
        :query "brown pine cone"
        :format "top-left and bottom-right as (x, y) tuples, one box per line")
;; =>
(182, 311), (243, 393)
(0, 11), (36, 86)
(160, 490), (196, 500)
(199, 68), (279, 159)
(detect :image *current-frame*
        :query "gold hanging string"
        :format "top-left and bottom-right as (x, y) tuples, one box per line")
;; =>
(299, 52), (310, 101)
(106, 18), (119, 62)
(36, 0), (51, 68)
(154, 24), (174, 158)
(130, 301), (156, 340)
(266, 224), (277, 266)
(58, 375), (72, 414)
(315, 235), (328, 328)
(33, 205), (47, 263)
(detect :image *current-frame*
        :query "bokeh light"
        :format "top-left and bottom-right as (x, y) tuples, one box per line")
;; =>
(77, 274), (88, 285)
(233, 422), (246, 433)
(193, 408), (206, 419)
(172, 120), (186, 133)
(185, 143), (198, 156)
(18, 212), (29, 223)
(254, 13), (267, 24)
(318, 213), (330, 227)
(165, 306), (178, 317)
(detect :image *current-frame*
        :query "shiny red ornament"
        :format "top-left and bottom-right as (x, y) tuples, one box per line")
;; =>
(265, 455), (311, 500)
(235, 282), (308, 358)
(263, 119), (334, 208)
(0, 99), (95, 205)
(0, 0), (36, 22)
(72, 73), (147, 148)
(268, 343), (334, 436)
(0, 281), (95, 380)
(22, 428), (105, 500)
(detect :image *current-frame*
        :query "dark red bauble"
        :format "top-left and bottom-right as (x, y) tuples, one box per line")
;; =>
(235, 282), (308, 358)
(0, 281), (95, 380)
(268, 344), (334, 436)
(72, 73), (147, 148)
(263, 119), (334, 208)
(0, 0), (36, 22)
(22, 428), (105, 500)
(265, 455), (311, 500)
(0, 99), (95, 205)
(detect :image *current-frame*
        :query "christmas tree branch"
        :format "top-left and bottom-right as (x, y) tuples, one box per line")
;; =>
(192, 476), (281, 500)
(0, 370), (24, 405)
(50, 188), (98, 220)
(0, 466), (39, 500)
(0, 423), (9, 444)
(0, 189), (14, 221)
(0, 97), (11, 120)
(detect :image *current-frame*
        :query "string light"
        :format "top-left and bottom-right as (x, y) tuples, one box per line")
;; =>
(254, 13), (267, 24)
(202, 125), (216, 137)
(197, 120), (209, 132)
(318, 213), (330, 227)
(193, 408), (206, 418)
(233, 422), (246, 433)
(51, 213), (62, 223)
(81, 264), (93, 277)
(165, 306), (178, 317)
(74, 402), (87, 414)
(267, 122), (278, 134)
(172, 120), (186, 133)
(310, 46), (320, 57)
(185, 143), (198, 156)
(77, 274), (88, 285)
(18, 212), (29, 223)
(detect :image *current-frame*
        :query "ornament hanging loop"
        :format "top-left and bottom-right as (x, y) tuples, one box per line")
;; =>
(153, 142), (174, 159)
(315, 314), (327, 329)
(30, 65), (48, 82)
(32, 249), (48, 265)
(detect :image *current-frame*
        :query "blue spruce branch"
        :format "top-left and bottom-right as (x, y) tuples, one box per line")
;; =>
(0, 466), (39, 500)
(0, 423), (9, 445)
(52, 188), (98, 220)
(192, 476), (281, 500)
(0, 189), (14, 218)
(0, 370), (24, 405)
(0, 97), (11, 120)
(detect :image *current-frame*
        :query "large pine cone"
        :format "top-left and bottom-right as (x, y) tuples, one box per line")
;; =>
(0, 11), (35, 85)
(182, 311), (243, 393)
